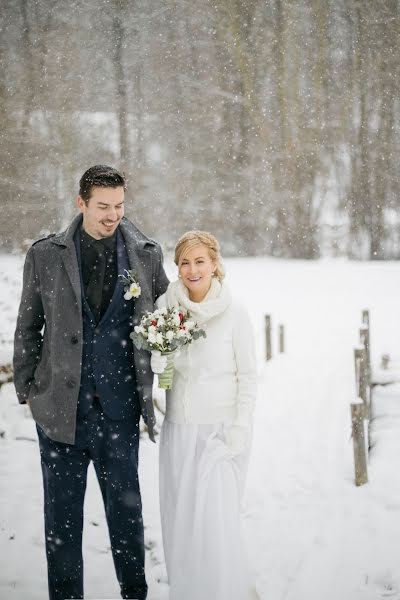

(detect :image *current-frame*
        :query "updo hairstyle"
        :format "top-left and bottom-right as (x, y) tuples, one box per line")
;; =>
(174, 230), (225, 281)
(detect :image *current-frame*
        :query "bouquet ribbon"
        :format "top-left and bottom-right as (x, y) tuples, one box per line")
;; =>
(158, 352), (176, 389)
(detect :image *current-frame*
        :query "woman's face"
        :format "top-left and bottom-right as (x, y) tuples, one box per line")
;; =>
(179, 243), (216, 302)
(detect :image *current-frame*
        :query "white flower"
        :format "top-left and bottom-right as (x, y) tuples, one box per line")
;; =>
(148, 325), (157, 334)
(166, 330), (175, 342)
(172, 312), (181, 326)
(120, 270), (141, 300)
(157, 316), (165, 327)
(130, 283), (141, 298)
(177, 329), (187, 338)
(156, 332), (164, 345)
(134, 325), (145, 335)
(185, 320), (195, 330)
(148, 332), (156, 344)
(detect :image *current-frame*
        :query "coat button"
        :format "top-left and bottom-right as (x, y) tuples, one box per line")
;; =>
(66, 379), (75, 388)
(71, 336), (78, 345)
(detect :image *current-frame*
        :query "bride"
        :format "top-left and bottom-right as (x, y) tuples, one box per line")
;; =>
(152, 230), (258, 600)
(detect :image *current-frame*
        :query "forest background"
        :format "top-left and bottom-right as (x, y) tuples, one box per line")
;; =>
(1, 0), (399, 259)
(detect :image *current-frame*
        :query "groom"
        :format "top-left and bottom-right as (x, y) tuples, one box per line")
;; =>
(13, 165), (169, 600)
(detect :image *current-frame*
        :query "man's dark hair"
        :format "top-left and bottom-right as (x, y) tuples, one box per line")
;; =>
(79, 165), (126, 202)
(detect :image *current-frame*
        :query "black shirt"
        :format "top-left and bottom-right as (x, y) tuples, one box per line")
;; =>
(79, 226), (118, 323)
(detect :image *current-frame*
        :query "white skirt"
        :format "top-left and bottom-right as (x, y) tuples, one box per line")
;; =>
(159, 420), (254, 600)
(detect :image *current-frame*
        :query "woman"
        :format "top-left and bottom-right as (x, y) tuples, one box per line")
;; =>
(154, 231), (258, 600)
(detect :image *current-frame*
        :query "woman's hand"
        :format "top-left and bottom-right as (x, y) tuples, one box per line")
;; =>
(150, 350), (168, 374)
(225, 424), (249, 458)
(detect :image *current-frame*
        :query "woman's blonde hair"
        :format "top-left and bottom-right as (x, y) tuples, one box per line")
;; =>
(174, 230), (225, 281)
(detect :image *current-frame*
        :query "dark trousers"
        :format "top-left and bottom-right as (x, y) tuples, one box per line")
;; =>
(36, 401), (147, 600)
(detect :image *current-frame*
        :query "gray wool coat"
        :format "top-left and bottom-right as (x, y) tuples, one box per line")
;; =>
(13, 214), (169, 444)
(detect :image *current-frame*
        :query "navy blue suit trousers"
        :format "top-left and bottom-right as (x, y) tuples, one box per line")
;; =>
(37, 401), (147, 600)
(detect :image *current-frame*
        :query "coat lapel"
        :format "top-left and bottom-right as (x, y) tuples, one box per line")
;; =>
(51, 215), (157, 325)
(51, 214), (83, 310)
(119, 218), (155, 324)
(62, 246), (82, 309)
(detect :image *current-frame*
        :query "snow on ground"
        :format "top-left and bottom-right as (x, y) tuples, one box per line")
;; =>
(1, 253), (400, 600)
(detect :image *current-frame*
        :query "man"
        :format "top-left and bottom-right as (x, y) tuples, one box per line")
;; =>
(13, 165), (169, 600)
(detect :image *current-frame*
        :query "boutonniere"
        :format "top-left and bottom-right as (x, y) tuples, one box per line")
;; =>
(119, 269), (142, 300)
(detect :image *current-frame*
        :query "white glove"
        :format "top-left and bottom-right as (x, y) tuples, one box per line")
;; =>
(225, 424), (250, 458)
(150, 350), (168, 374)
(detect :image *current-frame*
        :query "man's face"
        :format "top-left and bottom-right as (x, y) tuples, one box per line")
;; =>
(77, 186), (125, 239)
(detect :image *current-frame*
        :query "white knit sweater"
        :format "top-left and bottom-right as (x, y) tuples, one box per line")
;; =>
(155, 278), (257, 429)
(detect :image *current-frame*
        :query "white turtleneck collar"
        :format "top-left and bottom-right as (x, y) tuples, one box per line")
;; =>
(165, 277), (232, 325)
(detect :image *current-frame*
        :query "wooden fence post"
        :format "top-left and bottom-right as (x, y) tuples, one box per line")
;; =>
(354, 347), (368, 418)
(361, 310), (371, 385)
(360, 326), (371, 387)
(279, 324), (285, 353)
(351, 401), (368, 486)
(0, 364), (13, 390)
(265, 315), (272, 361)
(381, 354), (390, 370)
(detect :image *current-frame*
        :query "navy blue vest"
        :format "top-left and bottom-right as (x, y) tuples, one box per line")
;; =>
(74, 229), (140, 421)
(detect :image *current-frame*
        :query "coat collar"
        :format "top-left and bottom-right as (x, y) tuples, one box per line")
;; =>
(119, 218), (156, 314)
(51, 214), (83, 248)
(51, 215), (157, 252)
(50, 214), (157, 314)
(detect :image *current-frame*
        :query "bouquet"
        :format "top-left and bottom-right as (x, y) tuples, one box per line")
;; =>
(130, 307), (206, 389)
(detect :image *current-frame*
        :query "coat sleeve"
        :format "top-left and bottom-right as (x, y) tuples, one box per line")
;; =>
(153, 242), (169, 301)
(232, 303), (258, 430)
(13, 246), (45, 404)
(155, 292), (167, 310)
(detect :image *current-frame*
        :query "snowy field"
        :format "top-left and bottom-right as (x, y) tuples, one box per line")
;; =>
(1, 253), (400, 600)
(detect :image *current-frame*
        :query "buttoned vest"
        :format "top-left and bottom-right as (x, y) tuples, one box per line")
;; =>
(74, 229), (140, 421)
